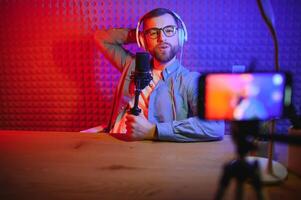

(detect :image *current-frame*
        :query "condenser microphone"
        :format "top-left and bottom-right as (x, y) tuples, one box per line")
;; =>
(134, 52), (152, 90)
(130, 52), (152, 115)
(136, 52), (150, 72)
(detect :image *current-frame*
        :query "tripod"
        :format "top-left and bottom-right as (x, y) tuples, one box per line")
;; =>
(215, 121), (264, 200)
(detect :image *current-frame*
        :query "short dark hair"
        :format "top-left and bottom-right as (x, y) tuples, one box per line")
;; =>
(141, 8), (181, 29)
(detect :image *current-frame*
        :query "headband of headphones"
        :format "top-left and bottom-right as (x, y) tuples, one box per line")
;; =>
(136, 9), (188, 49)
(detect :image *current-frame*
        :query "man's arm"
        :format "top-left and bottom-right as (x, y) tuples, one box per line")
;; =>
(93, 28), (138, 132)
(125, 111), (224, 142)
(94, 28), (136, 72)
(125, 72), (224, 142)
(156, 118), (224, 142)
(156, 73), (225, 142)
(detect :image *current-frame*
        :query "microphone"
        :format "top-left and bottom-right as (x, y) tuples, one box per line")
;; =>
(134, 52), (152, 90)
(136, 52), (150, 71)
(130, 52), (153, 116)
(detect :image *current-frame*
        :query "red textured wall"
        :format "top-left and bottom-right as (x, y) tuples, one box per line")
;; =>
(0, 1), (118, 131)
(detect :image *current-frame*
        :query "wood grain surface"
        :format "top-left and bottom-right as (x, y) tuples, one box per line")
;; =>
(0, 130), (300, 200)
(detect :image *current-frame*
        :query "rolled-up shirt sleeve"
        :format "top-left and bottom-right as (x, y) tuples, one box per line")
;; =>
(156, 118), (224, 142)
(156, 72), (225, 142)
(94, 28), (135, 72)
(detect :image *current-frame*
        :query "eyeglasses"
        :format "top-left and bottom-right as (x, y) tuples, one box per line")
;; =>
(144, 25), (178, 39)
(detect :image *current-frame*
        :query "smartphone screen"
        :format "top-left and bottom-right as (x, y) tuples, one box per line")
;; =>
(198, 73), (292, 121)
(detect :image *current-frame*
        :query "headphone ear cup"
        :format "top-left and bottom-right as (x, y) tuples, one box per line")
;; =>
(138, 32), (146, 50)
(178, 29), (184, 47)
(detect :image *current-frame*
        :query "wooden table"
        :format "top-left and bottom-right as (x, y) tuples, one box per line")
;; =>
(0, 130), (300, 200)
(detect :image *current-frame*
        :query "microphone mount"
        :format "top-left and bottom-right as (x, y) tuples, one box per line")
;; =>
(129, 71), (153, 116)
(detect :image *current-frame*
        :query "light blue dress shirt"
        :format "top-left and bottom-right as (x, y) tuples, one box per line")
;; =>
(95, 28), (224, 142)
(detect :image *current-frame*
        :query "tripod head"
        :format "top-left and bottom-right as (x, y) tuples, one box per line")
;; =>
(231, 121), (260, 158)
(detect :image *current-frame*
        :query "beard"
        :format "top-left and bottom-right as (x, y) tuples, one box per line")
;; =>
(149, 42), (180, 63)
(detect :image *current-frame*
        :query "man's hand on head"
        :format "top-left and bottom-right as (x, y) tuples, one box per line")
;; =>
(125, 112), (156, 140)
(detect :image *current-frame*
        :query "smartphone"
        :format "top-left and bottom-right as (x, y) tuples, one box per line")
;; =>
(198, 72), (292, 121)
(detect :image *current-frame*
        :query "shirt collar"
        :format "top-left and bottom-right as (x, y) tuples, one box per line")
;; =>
(152, 59), (181, 81)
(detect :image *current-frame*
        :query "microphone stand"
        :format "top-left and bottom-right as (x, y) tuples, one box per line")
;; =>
(130, 83), (142, 116)
(129, 71), (152, 116)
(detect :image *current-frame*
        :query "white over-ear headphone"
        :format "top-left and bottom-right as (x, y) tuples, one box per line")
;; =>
(136, 9), (188, 50)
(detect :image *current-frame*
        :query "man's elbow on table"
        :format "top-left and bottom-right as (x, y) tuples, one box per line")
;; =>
(205, 121), (225, 141)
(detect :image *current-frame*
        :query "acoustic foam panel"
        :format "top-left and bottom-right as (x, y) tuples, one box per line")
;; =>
(0, 0), (300, 132)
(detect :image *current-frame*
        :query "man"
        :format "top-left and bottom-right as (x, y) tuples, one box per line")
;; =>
(94, 8), (224, 142)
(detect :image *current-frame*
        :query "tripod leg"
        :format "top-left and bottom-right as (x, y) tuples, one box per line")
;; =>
(215, 163), (233, 200)
(250, 161), (264, 200)
(235, 180), (244, 200)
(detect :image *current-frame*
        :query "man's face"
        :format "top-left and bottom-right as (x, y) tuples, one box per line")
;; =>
(143, 14), (180, 63)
